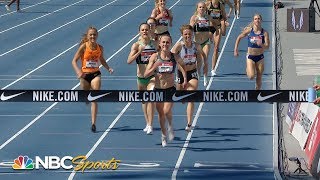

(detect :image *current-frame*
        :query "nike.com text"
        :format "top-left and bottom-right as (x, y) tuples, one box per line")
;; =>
(118, 91), (164, 102)
(203, 91), (248, 102)
(33, 91), (78, 102)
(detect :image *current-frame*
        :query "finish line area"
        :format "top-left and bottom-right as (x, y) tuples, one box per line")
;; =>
(0, 89), (310, 102)
(0, 0), (282, 179)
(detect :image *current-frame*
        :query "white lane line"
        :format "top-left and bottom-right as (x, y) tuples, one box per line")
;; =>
(0, 0), (119, 57)
(0, 75), (140, 77)
(1, 44), (78, 90)
(100, 147), (183, 150)
(67, 1), (182, 179)
(0, 78), (274, 83)
(171, 0), (241, 177)
(0, 0), (150, 150)
(0, 114), (273, 117)
(1, 0), (147, 90)
(0, 75), (273, 79)
(0, 0), (86, 34)
(0, 173), (29, 175)
(0, 102), (58, 150)
(66, 102), (131, 179)
(0, 78), (137, 81)
(0, 0), (51, 18)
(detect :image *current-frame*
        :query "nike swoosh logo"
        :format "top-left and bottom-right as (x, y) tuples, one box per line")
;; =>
(257, 92), (282, 101)
(172, 92), (196, 101)
(87, 92), (111, 101)
(0, 91), (26, 101)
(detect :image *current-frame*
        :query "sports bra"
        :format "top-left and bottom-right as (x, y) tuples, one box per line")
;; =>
(208, 2), (222, 20)
(155, 53), (176, 74)
(194, 15), (210, 32)
(157, 8), (170, 26)
(179, 42), (197, 65)
(136, 40), (157, 64)
(247, 28), (265, 48)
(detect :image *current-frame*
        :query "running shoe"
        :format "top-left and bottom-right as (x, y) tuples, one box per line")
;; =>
(203, 75), (208, 86)
(91, 124), (96, 133)
(5, 5), (10, 11)
(161, 135), (167, 147)
(143, 125), (148, 132)
(211, 70), (216, 76)
(168, 126), (174, 141)
(185, 124), (192, 132)
(146, 126), (153, 135)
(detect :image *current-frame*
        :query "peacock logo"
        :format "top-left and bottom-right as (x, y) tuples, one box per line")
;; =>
(12, 155), (34, 170)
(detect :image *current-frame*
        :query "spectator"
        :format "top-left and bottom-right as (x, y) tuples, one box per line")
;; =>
(313, 84), (320, 104)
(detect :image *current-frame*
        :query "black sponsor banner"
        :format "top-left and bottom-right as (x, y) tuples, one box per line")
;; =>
(0, 90), (309, 102)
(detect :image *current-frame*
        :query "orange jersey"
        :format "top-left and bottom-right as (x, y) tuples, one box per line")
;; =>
(81, 42), (102, 73)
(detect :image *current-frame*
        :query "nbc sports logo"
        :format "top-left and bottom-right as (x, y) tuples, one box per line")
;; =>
(12, 155), (34, 170)
(12, 155), (73, 170)
(9, 155), (120, 171)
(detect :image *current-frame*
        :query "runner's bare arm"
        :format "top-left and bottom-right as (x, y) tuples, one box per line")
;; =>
(220, 4), (228, 21)
(168, 9), (173, 27)
(189, 15), (197, 27)
(174, 54), (187, 86)
(144, 53), (158, 77)
(224, 0), (234, 17)
(234, 28), (251, 56)
(262, 31), (270, 50)
(171, 42), (181, 54)
(99, 45), (113, 74)
(71, 44), (85, 78)
(127, 43), (143, 64)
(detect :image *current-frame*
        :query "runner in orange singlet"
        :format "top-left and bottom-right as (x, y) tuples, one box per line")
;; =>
(72, 27), (113, 133)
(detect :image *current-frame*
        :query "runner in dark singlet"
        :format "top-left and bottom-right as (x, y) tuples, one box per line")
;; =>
(219, 0), (234, 35)
(172, 25), (206, 132)
(234, 0), (241, 19)
(190, 1), (218, 86)
(150, 0), (173, 36)
(128, 23), (157, 135)
(206, 0), (227, 76)
(144, 34), (187, 147)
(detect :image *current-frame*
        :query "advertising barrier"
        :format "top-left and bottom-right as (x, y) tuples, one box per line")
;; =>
(305, 111), (320, 178)
(291, 103), (317, 149)
(0, 90), (310, 102)
(287, 102), (320, 178)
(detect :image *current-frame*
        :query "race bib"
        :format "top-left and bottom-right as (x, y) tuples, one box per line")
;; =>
(191, 71), (198, 78)
(198, 20), (209, 28)
(183, 54), (196, 65)
(250, 36), (262, 44)
(141, 51), (154, 62)
(86, 60), (99, 68)
(158, 62), (173, 73)
(210, 11), (221, 18)
(159, 18), (169, 26)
